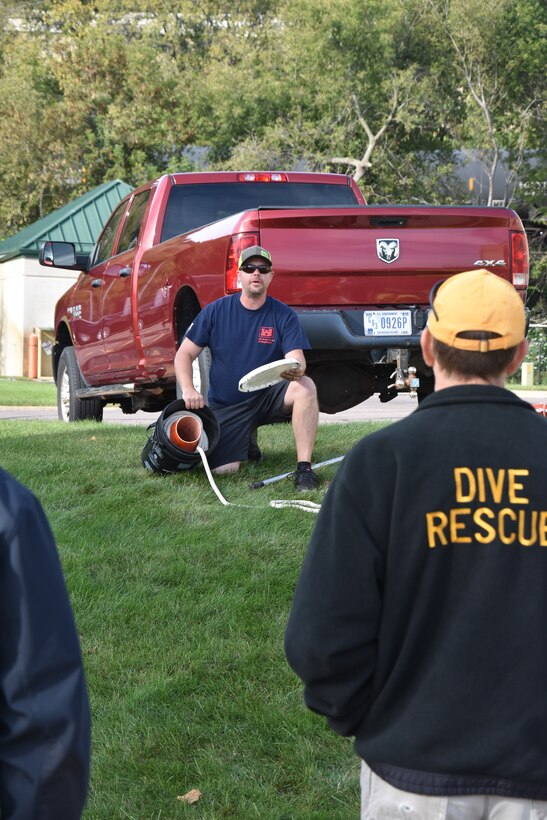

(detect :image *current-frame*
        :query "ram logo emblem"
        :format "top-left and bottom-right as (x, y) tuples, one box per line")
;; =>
(377, 239), (400, 264)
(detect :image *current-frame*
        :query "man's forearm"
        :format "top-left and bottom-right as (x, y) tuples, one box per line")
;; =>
(175, 350), (197, 393)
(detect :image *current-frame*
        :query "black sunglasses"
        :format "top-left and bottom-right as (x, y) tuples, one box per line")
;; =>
(428, 279), (446, 321)
(240, 263), (272, 274)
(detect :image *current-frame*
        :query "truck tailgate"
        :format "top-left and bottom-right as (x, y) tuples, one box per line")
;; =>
(259, 206), (523, 306)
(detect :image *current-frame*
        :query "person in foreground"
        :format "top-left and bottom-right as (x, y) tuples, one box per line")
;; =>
(0, 467), (90, 819)
(174, 245), (320, 491)
(285, 269), (547, 819)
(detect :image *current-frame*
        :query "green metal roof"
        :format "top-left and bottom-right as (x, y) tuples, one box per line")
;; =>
(0, 179), (133, 263)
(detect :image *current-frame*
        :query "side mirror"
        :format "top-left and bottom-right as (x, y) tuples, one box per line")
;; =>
(39, 241), (86, 270)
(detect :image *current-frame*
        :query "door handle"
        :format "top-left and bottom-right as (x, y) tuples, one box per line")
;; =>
(119, 267), (132, 278)
(91, 279), (103, 288)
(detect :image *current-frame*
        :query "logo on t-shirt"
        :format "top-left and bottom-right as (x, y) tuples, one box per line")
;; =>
(258, 326), (275, 344)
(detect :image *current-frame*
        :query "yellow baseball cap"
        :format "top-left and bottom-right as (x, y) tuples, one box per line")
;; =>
(427, 269), (526, 352)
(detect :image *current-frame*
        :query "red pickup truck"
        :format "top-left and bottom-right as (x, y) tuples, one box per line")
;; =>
(40, 171), (529, 421)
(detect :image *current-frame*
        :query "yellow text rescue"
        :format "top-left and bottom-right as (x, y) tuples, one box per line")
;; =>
(426, 468), (547, 548)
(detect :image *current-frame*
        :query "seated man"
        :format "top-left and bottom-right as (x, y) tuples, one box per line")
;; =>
(174, 245), (319, 491)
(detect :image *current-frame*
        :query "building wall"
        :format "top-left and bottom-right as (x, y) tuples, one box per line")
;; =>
(0, 259), (25, 376)
(0, 257), (78, 376)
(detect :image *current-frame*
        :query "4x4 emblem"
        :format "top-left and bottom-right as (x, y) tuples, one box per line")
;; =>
(377, 238), (400, 264)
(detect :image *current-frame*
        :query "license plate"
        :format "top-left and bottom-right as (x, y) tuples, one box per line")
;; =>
(364, 310), (412, 336)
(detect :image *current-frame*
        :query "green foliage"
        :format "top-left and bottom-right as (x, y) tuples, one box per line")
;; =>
(527, 250), (547, 322)
(0, 418), (383, 817)
(527, 326), (547, 372)
(0, 34), (79, 231)
(423, 0), (546, 207)
(0, 0), (544, 232)
(45, 3), (200, 187)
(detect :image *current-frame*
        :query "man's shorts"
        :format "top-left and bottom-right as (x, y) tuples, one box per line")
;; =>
(360, 761), (547, 820)
(207, 382), (291, 469)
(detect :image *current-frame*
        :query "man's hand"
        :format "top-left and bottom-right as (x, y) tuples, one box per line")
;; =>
(282, 350), (306, 381)
(281, 364), (305, 381)
(182, 387), (205, 410)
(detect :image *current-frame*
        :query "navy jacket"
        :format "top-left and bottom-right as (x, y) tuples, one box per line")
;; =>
(286, 386), (547, 798)
(0, 468), (90, 818)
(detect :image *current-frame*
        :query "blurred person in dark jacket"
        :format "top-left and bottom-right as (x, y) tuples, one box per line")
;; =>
(286, 269), (547, 819)
(0, 467), (90, 819)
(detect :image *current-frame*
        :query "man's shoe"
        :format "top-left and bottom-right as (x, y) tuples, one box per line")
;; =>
(294, 466), (319, 492)
(247, 429), (263, 462)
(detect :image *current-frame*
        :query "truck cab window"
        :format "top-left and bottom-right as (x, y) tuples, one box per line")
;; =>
(161, 182), (359, 242)
(117, 190), (152, 254)
(93, 201), (128, 265)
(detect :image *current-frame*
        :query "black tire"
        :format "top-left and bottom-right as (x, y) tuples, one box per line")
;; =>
(57, 347), (103, 422)
(176, 347), (211, 401)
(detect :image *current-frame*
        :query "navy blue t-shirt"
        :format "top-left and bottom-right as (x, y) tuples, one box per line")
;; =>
(186, 294), (310, 406)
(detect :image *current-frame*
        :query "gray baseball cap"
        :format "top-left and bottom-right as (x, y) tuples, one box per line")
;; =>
(238, 245), (272, 268)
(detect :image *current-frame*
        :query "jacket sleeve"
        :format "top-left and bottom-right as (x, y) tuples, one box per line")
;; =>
(285, 445), (385, 737)
(0, 473), (90, 819)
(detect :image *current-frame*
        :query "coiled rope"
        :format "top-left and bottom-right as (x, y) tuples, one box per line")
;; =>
(197, 446), (321, 513)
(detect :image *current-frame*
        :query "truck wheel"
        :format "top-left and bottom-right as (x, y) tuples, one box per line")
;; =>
(57, 347), (103, 422)
(176, 347), (211, 401)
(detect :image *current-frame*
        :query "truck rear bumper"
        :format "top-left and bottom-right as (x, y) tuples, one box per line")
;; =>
(296, 307), (428, 351)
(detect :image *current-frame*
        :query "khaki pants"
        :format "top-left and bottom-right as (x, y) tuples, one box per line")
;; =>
(361, 761), (547, 820)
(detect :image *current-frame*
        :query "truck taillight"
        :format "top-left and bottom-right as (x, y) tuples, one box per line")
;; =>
(236, 173), (288, 183)
(511, 231), (529, 289)
(225, 233), (260, 293)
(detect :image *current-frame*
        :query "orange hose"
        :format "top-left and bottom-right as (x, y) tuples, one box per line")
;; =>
(169, 414), (202, 451)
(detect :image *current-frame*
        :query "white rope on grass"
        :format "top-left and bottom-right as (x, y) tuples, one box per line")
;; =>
(197, 446), (232, 507)
(196, 446), (321, 514)
(269, 499), (321, 513)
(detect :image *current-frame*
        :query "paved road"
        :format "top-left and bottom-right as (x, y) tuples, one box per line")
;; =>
(321, 390), (547, 422)
(1, 390), (546, 424)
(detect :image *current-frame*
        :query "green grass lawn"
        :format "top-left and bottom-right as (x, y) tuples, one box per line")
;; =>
(0, 419), (386, 819)
(0, 377), (57, 405)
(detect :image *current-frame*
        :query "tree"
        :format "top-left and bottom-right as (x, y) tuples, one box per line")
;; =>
(41, 1), (203, 187)
(206, 0), (465, 203)
(0, 0), (544, 235)
(0, 32), (83, 234)
(0, 1), (205, 234)
(425, 0), (546, 208)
